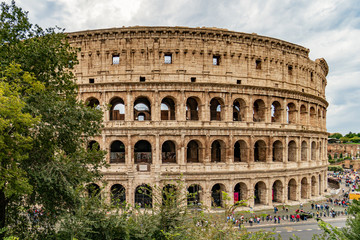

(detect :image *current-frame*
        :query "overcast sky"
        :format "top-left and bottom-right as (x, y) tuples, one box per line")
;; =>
(7, 0), (360, 134)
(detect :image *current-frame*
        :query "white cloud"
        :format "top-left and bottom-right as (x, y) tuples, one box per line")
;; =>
(5, 0), (360, 134)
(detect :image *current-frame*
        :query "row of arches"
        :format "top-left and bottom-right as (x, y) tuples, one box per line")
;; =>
(86, 96), (326, 126)
(89, 138), (325, 164)
(87, 175), (323, 208)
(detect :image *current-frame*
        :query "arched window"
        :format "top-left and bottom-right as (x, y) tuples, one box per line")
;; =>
(253, 99), (265, 122)
(87, 183), (100, 199)
(272, 140), (283, 162)
(87, 98), (100, 109)
(301, 141), (308, 161)
(234, 140), (248, 162)
(187, 140), (201, 163)
(254, 181), (266, 204)
(310, 107), (316, 125)
(134, 140), (152, 164)
(110, 141), (125, 163)
(288, 140), (297, 162)
(311, 141), (317, 160)
(211, 184), (226, 207)
(272, 180), (283, 203)
(233, 99), (246, 121)
(111, 184), (126, 206)
(287, 103), (296, 124)
(88, 140), (100, 151)
(311, 176), (317, 196)
(186, 97), (199, 120)
(254, 140), (266, 162)
(301, 177), (308, 199)
(288, 179), (297, 201)
(211, 140), (225, 163)
(300, 105), (307, 125)
(187, 184), (202, 206)
(110, 98), (125, 120)
(134, 97), (151, 121)
(234, 183), (247, 203)
(161, 97), (176, 120)
(210, 98), (223, 121)
(162, 140), (176, 163)
(271, 101), (281, 123)
(135, 184), (152, 208)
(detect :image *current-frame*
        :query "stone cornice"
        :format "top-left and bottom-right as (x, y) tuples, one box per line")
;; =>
(66, 26), (310, 58)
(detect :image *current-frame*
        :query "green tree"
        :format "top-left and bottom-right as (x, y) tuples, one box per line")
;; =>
(0, 1), (106, 238)
(329, 133), (343, 139)
(345, 131), (356, 138)
(350, 136), (360, 143)
(340, 137), (350, 143)
(0, 63), (44, 235)
(328, 154), (332, 160)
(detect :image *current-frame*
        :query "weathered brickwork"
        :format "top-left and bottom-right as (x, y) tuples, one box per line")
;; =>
(68, 26), (329, 208)
(328, 143), (360, 159)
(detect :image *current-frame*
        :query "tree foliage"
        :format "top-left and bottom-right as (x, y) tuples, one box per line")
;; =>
(0, 1), (106, 238)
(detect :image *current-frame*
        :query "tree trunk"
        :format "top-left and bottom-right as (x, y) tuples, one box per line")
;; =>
(0, 189), (6, 239)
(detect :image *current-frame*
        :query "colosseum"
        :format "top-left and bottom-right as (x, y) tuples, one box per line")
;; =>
(67, 26), (329, 209)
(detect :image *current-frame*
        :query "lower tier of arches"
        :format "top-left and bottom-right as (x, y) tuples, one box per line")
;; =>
(90, 168), (327, 208)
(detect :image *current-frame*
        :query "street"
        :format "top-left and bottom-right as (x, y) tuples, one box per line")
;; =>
(247, 217), (346, 239)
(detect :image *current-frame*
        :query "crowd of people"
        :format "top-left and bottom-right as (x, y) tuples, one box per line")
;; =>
(225, 169), (359, 228)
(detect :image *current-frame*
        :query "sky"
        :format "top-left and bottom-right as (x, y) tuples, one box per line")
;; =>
(6, 0), (360, 135)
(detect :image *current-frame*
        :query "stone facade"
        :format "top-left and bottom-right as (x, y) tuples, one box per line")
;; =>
(67, 26), (329, 208)
(328, 143), (360, 159)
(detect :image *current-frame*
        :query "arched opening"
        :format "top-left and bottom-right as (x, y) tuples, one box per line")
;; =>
(87, 98), (100, 109)
(253, 99), (265, 122)
(254, 181), (266, 205)
(301, 177), (308, 199)
(134, 140), (152, 164)
(272, 140), (283, 162)
(318, 109), (321, 126)
(311, 176), (317, 196)
(271, 101), (282, 123)
(110, 140), (125, 163)
(300, 105), (307, 125)
(111, 184), (126, 206)
(311, 141), (317, 161)
(319, 174), (322, 195)
(135, 184), (152, 208)
(287, 103), (296, 124)
(211, 184), (226, 207)
(88, 140), (100, 151)
(134, 97), (151, 121)
(211, 140), (225, 163)
(234, 182), (247, 203)
(301, 141), (308, 161)
(233, 98), (246, 121)
(272, 180), (283, 203)
(319, 142), (322, 161)
(161, 97), (176, 120)
(254, 140), (266, 162)
(288, 140), (297, 162)
(288, 179), (297, 201)
(234, 140), (248, 162)
(110, 98), (125, 120)
(186, 97), (199, 121)
(87, 183), (100, 199)
(310, 107), (316, 125)
(162, 184), (177, 206)
(187, 140), (201, 163)
(210, 98), (223, 121)
(187, 184), (202, 206)
(162, 140), (176, 163)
